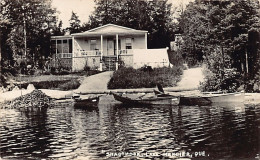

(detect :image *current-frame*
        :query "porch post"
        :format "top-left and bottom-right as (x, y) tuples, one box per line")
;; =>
(116, 34), (119, 70)
(55, 39), (57, 69)
(145, 32), (147, 49)
(72, 36), (75, 71)
(100, 34), (103, 71)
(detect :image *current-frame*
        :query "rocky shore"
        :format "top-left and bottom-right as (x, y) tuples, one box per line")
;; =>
(0, 89), (54, 109)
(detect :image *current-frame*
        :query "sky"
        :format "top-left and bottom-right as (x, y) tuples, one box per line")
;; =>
(51, 0), (193, 29)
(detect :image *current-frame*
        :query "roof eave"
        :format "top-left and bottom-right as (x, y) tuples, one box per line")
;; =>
(71, 31), (148, 37)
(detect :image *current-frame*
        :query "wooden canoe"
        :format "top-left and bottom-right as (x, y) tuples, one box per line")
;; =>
(112, 92), (179, 105)
(179, 92), (244, 106)
(73, 95), (100, 108)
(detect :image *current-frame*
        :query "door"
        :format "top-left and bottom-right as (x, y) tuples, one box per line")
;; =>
(107, 39), (114, 56)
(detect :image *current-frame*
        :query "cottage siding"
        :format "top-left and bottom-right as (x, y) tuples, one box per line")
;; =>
(76, 38), (89, 51)
(133, 35), (146, 49)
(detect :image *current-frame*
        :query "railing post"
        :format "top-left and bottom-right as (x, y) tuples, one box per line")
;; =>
(145, 32), (147, 49)
(72, 36), (75, 71)
(100, 35), (103, 71)
(116, 34), (119, 70)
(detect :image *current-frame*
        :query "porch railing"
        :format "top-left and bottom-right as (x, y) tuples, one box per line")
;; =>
(119, 49), (133, 55)
(58, 53), (72, 58)
(81, 50), (101, 56)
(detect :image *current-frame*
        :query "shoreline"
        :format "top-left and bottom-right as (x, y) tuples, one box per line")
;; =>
(0, 88), (259, 105)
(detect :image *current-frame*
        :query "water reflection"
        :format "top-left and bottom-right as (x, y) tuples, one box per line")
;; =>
(0, 96), (259, 160)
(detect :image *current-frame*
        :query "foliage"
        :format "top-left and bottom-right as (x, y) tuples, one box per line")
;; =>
(89, 0), (175, 48)
(52, 20), (65, 36)
(108, 66), (183, 89)
(168, 50), (184, 68)
(179, 0), (260, 91)
(84, 63), (91, 72)
(199, 67), (241, 92)
(67, 11), (81, 34)
(1, 0), (58, 70)
(57, 80), (81, 91)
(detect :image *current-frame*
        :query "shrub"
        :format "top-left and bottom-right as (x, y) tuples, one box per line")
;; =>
(84, 64), (91, 71)
(57, 80), (81, 90)
(108, 66), (183, 89)
(199, 67), (241, 92)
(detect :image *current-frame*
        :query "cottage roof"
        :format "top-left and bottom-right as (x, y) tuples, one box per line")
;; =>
(71, 24), (148, 37)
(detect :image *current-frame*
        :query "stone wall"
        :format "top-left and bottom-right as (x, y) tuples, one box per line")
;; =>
(72, 56), (100, 71)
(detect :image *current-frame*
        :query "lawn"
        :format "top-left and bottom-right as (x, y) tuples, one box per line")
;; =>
(10, 71), (101, 91)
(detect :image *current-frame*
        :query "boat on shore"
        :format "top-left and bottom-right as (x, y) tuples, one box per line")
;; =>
(179, 92), (245, 106)
(73, 94), (100, 108)
(111, 92), (179, 105)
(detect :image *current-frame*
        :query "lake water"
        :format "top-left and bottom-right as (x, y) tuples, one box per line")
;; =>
(0, 95), (260, 160)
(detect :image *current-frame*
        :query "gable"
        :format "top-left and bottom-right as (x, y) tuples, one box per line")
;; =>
(87, 24), (146, 33)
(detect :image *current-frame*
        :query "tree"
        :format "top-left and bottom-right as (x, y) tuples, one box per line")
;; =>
(52, 20), (65, 36)
(1, 0), (57, 70)
(179, 0), (260, 91)
(89, 0), (175, 48)
(67, 11), (81, 34)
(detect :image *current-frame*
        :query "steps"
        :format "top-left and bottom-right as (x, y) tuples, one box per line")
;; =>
(102, 56), (117, 71)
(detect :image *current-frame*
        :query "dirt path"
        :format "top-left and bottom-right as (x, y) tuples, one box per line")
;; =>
(74, 71), (113, 93)
(175, 67), (204, 89)
(74, 67), (204, 94)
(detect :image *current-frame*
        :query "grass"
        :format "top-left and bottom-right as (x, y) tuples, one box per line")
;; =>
(17, 79), (81, 91)
(10, 70), (101, 91)
(108, 66), (183, 89)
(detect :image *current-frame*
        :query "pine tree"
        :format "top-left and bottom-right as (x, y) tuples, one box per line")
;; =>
(89, 0), (175, 48)
(68, 11), (81, 34)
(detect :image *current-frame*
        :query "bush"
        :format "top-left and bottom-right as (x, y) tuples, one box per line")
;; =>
(199, 67), (241, 92)
(168, 50), (184, 67)
(84, 64), (91, 71)
(108, 66), (183, 89)
(57, 80), (81, 90)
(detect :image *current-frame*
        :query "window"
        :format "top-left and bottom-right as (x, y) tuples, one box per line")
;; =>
(51, 40), (56, 54)
(90, 39), (97, 50)
(57, 40), (62, 53)
(69, 39), (72, 53)
(126, 38), (132, 49)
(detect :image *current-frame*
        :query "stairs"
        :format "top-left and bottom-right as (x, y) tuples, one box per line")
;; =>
(102, 56), (117, 71)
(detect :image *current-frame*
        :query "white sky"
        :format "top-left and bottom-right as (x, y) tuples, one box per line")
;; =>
(51, 0), (193, 29)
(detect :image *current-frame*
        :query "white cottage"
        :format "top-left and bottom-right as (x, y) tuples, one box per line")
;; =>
(51, 24), (169, 71)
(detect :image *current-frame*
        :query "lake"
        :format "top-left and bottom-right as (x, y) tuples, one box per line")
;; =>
(0, 95), (259, 160)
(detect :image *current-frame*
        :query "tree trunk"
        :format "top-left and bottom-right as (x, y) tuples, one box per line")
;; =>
(0, 31), (2, 74)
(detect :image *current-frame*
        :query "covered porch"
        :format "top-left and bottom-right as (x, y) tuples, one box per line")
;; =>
(71, 26), (148, 71)
(50, 24), (170, 71)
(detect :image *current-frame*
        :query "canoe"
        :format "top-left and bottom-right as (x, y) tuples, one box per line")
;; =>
(179, 92), (244, 106)
(73, 95), (100, 108)
(112, 92), (179, 105)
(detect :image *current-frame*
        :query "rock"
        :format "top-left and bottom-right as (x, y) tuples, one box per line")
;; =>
(1, 89), (54, 109)
(0, 87), (4, 93)
(27, 84), (35, 90)
(253, 83), (260, 92)
(12, 86), (19, 91)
